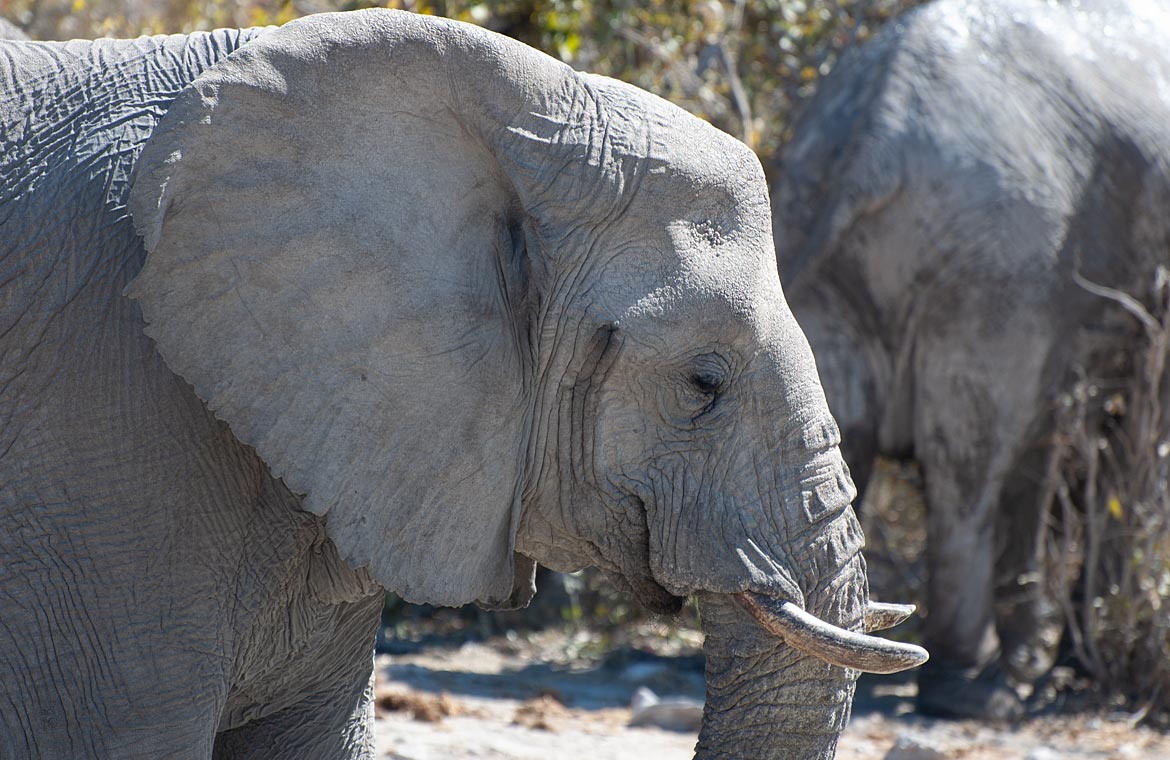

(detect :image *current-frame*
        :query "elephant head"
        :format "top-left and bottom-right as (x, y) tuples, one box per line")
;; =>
(128, 10), (924, 757)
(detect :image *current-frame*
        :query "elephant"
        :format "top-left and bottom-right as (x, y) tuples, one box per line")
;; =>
(772, 0), (1170, 720)
(0, 18), (26, 39)
(0, 9), (924, 759)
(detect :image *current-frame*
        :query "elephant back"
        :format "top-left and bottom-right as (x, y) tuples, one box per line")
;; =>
(0, 30), (263, 334)
(0, 30), (264, 461)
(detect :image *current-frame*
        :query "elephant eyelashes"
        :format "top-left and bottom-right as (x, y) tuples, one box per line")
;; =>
(680, 353), (730, 419)
(689, 353), (730, 392)
(690, 370), (723, 396)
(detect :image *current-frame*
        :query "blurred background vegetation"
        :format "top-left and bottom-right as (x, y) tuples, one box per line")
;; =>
(0, 0), (920, 173)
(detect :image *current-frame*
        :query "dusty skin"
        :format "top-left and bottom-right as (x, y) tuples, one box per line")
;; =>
(0, 9), (918, 756)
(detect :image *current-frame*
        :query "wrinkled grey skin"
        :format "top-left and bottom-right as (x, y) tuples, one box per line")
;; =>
(774, 0), (1170, 719)
(0, 10), (912, 759)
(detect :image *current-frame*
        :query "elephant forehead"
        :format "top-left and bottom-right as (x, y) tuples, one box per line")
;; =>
(661, 210), (778, 292)
(618, 258), (783, 336)
(587, 209), (778, 336)
(589, 72), (773, 247)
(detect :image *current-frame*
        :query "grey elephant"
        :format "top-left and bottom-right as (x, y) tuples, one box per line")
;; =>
(773, 0), (1170, 719)
(0, 17), (26, 39)
(0, 9), (924, 759)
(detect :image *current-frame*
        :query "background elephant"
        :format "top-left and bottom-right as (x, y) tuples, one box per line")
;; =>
(0, 18), (26, 39)
(0, 9), (922, 759)
(773, 0), (1170, 719)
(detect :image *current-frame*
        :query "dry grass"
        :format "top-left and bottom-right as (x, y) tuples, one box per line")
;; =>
(512, 693), (570, 732)
(374, 688), (465, 723)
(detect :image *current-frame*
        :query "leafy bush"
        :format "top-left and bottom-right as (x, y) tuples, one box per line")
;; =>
(5, 0), (922, 172)
(413, 0), (924, 171)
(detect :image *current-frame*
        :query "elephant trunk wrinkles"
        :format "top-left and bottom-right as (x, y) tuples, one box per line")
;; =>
(695, 591), (857, 760)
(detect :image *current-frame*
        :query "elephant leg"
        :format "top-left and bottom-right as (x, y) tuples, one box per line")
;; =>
(910, 346), (1048, 719)
(994, 448), (1060, 683)
(791, 298), (881, 502)
(213, 593), (382, 760)
(839, 421), (879, 506)
(915, 446), (1022, 719)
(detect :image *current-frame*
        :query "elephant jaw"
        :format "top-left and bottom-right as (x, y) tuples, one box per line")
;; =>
(736, 592), (928, 674)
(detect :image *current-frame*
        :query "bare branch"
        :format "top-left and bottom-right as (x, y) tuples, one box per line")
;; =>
(716, 42), (753, 145)
(1073, 270), (1160, 333)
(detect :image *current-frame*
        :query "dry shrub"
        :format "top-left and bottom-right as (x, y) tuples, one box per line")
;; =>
(1043, 266), (1170, 723)
(374, 689), (464, 722)
(512, 693), (570, 731)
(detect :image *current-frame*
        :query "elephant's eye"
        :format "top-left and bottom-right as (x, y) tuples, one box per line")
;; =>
(689, 370), (723, 395)
(679, 353), (729, 419)
(688, 353), (729, 393)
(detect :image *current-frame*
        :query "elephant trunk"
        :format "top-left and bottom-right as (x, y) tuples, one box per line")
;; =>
(694, 523), (924, 759)
(696, 592), (856, 760)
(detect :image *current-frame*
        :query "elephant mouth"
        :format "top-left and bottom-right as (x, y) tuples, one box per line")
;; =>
(617, 492), (926, 675)
(625, 552), (926, 674)
(624, 569), (686, 615)
(735, 592), (929, 674)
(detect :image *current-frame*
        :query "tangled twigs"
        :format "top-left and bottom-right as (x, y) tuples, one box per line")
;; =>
(1043, 266), (1170, 724)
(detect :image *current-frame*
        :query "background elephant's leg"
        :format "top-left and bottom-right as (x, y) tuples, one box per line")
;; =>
(793, 294), (881, 500)
(839, 421), (879, 506)
(916, 445), (1019, 719)
(919, 454), (1039, 721)
(911, 339), (1052, 719)
(994, 449), (1061, 683)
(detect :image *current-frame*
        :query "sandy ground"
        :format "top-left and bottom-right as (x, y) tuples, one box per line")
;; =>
(371, 631), (1170, 760)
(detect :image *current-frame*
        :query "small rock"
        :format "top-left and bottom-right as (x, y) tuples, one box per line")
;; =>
(1025, 749), (1063, 760)
(883, 733), (948, 760)
(628, 686), (704, 733)
(630, 686), (659, 714)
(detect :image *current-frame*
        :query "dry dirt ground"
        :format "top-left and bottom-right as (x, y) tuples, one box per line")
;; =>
(371, 629), (1170, 760)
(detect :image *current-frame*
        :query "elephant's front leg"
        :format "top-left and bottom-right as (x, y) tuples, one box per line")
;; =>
(911, 338), (1051, 720)
(213, 592), (383, 760)
(994, 452), (1061, 683)
(917, 450), (1019, 719)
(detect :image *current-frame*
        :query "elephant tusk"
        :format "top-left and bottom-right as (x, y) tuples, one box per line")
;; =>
(736, 592), (929, 675)
(865, 601), (916, 632)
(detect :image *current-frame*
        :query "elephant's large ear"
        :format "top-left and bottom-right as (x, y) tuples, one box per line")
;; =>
(128, 10), (595, 607)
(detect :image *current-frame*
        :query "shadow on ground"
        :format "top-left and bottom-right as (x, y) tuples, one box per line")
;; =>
(383, 645), (706, 711)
